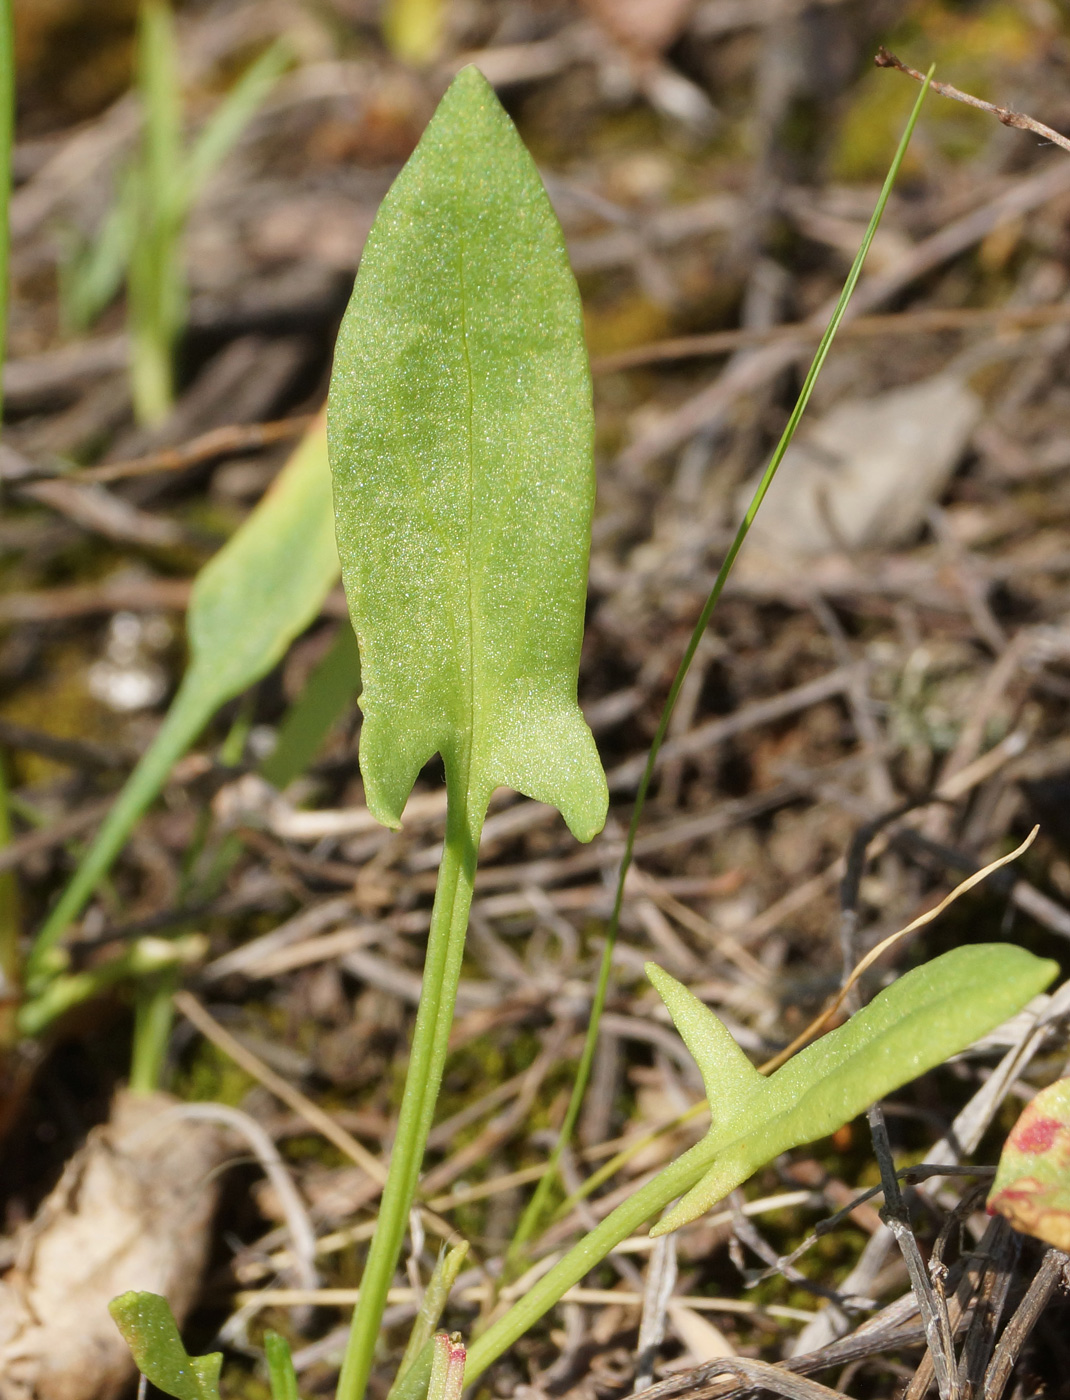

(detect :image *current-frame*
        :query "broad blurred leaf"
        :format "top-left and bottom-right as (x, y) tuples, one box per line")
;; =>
(989, 1075), (1070, 1250)
(26, 417), (339, 991)
(328, 65), (607, 843)
(109, 1291), (221, 1400)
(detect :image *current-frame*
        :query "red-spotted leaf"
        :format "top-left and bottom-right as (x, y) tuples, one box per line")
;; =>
(988, 1076), (1070, 1251)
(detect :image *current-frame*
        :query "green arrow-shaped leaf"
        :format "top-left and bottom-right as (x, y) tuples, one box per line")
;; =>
(461, 942), (1057, 1383)
(650, 943), (1059, 1233)
(327, 64), (606, 840)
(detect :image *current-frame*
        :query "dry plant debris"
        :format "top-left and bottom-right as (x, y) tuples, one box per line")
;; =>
(0, 1092), (230, 1400)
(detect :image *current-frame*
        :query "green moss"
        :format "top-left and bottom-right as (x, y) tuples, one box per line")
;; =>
(831, 0), (1035, 181)
(176, 1039), (257, 1106)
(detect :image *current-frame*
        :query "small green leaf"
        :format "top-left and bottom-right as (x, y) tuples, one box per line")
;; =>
(26, 418), (339, 990)
(651, 944), (1058, 1234)
(390, 1240), (470, 1400)
(264, 1330), (300, 1400)
(109, 1291), (222, 1400)
(989, 1076), (1070, 1251)
(327, 64), (607, 842)
(462, 941), (1054, 1384)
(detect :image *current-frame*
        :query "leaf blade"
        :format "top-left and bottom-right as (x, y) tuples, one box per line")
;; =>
(25, 418), (339, 984)
(327, 65), (606, 840)
(989, 1075), (1070, 1250)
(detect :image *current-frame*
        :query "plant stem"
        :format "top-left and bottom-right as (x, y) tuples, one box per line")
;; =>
(131, 0), (182, 425)
(468, 1140), (712, 1384)
(506, 65), (934, 1269)
(336, 783), (483, 1400)
(129, 971), (177, 1094)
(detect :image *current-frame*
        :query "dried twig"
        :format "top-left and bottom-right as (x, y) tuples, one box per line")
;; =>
(0, 797), (114, 876)
(174, 990), (389, 1188)
(69, 415), (313, 485)
(868, 1104), (959, 1400)
(634, 1233), (679, 1392)
(876, 47), (1070, 157)
(0, 718), (127, 773)
(983, 1248), (1069, 1399)
(591, 301), (1070, 375)
(618, 159), (1070, 473)
(761, 829), (1038, 1074)
(167, 1102), (319, 1294)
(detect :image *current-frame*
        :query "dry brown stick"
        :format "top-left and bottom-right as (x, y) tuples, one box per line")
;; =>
(0, 578), (349, 623)
(606, 663), (861, 790)
(0, 577), (194, 623)
(904, 1210), (1006, 1400)
(0, 718), (126, 772)
(173, 990), (388, 1184)
(868, 1104), (959, 1400)
(19, 477), (186, 549)
(2, 333), (129, 412)
(876, 47), (1070, 156)
(591, 302), (1070, 374)
(643, 1358), (850, 1400)
(954, 1218), (1019, 1399)
(0, 797), (114, 875)
(69, 415), (314, 485)
(983, 1248), (1069, 1400)
(173, 997), (455, 1230)
(619, 157), (1070, 474)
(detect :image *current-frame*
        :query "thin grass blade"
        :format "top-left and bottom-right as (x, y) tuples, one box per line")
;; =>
(506, 63), (936, 1266)
(182, 39), (290, 203)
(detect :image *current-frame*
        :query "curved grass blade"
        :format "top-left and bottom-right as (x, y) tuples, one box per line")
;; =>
(506, 63), (937, 1268)
(24, 416), (339, 995)
(464, 942), (1055, 1381)
(328, 65), (606, 1400)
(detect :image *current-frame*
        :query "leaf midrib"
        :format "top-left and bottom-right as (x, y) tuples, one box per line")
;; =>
(456, 190), (478, 802)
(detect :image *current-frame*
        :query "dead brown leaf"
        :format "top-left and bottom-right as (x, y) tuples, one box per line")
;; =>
(0, 1091), (231, 1400)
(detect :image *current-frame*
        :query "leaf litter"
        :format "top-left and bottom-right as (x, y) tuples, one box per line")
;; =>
(5, 3), (1070, 1399)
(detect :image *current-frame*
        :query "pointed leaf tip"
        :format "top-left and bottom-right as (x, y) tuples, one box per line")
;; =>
(109, 1291), (222, 1400)
(646, 962), (763, 1109)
